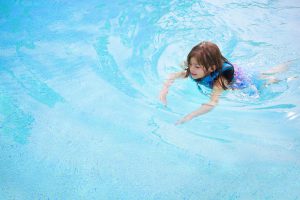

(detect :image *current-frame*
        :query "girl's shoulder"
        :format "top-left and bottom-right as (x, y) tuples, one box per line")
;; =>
(180, 70), (188, 78)
(175, 70), (188, 78)
(168, 70), (187, 79)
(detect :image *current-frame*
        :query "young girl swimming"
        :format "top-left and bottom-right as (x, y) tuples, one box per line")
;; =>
(159, 41), (288, 125)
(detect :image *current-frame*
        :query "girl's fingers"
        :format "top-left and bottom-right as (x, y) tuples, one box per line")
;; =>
(161, 99), (167, 105)
(175, 119), (183, 125)
(159, 92), (167, 105)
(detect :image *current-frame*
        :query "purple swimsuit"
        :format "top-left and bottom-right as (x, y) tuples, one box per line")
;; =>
(229, 64), (251, 89)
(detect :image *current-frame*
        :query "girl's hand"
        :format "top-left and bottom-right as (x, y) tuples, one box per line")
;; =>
(175, 115), (193, 125)
(159, 71), (187, 106)
(159, 87), (168, 105)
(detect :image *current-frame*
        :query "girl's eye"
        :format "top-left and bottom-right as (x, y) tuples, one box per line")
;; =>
(189, 64), (201, 68)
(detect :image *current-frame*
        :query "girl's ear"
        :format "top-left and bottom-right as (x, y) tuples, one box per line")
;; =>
(212, 65), (217, 71)
(209, 65), (217, 72)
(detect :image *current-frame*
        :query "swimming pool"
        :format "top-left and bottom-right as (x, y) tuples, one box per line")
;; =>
(1, 0), (300, 199)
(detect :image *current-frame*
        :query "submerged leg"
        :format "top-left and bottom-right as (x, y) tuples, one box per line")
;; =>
(259, 60), (294, 85)
(264, 76), (281, 85)
(261, 62), (289, 75)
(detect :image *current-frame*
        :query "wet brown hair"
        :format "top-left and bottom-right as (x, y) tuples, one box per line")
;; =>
(185, 41), (234, 89)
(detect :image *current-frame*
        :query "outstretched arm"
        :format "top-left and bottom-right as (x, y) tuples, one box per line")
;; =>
(175, 85), (223, 125)
(159, 71), (187, 105)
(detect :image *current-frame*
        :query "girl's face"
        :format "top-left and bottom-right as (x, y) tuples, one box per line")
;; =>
(189, 57), (213, 79)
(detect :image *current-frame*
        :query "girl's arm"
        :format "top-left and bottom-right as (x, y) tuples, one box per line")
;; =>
(175, 82), (224, 125)
(159, 71), (187, 105)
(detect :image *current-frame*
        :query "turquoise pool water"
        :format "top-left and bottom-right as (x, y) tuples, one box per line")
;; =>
(1, 0), (300, 199)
